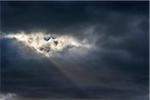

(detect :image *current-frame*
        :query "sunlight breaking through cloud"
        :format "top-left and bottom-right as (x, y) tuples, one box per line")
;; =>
(4, 32), (96, 57)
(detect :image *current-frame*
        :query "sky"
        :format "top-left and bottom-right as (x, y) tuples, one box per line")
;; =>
(0, 1), (149, 100)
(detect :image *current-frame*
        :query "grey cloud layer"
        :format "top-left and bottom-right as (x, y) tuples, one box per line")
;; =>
(0, 1), (149, 100)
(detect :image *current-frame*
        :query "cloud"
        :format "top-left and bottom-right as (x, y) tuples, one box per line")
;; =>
(0, 1), (149, 100)
(3, 31), (97, 58)
(0, 93), (17, 100)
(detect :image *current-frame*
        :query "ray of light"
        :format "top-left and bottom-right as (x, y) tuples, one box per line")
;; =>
(3, 31), (99, 91)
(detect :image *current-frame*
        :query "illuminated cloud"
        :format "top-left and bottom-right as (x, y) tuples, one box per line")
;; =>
(4, 32), (97, 58)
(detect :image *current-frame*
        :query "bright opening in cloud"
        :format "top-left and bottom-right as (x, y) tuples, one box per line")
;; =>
(4, 32), (96, 57)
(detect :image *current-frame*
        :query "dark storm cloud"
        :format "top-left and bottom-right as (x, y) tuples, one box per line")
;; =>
(0, 1), (149, 100)
(1, 1), (148, 34)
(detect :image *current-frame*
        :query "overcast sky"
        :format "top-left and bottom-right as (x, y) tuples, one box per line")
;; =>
(0, 1), (149, 100)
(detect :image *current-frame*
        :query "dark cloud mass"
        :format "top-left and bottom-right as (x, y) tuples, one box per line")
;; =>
(0, 1), (149, 100)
